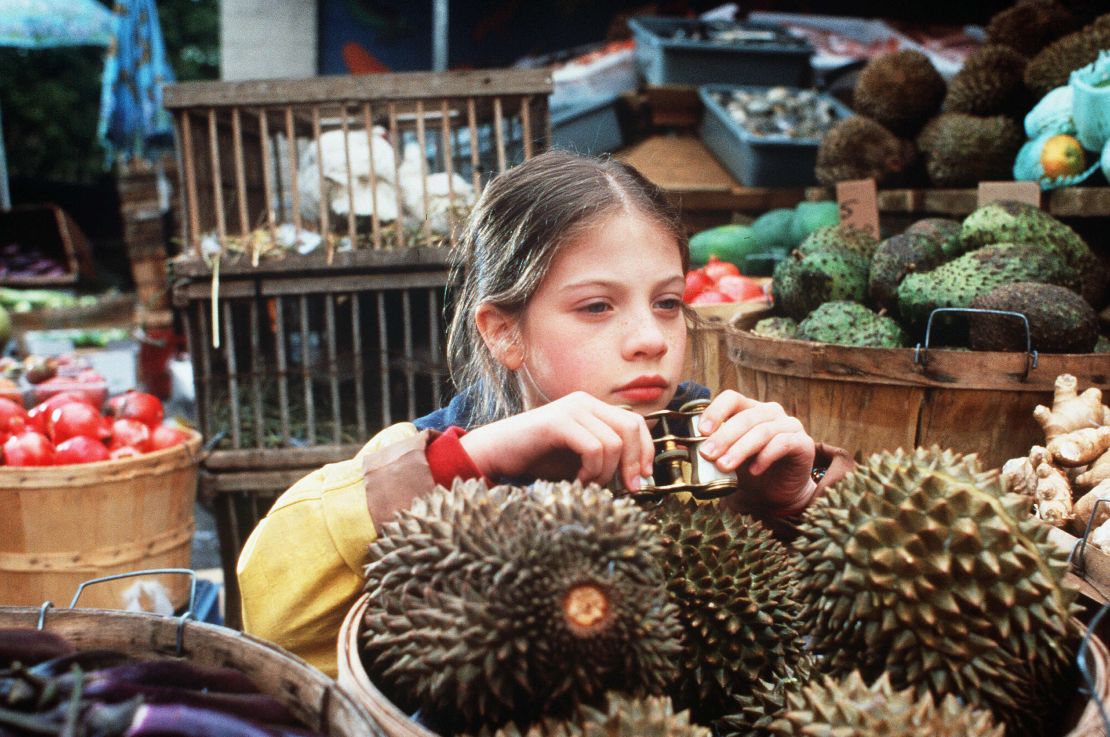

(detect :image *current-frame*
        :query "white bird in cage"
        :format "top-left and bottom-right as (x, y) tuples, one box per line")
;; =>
(299, 127), (400, 224)
(397, 141), (476, 236)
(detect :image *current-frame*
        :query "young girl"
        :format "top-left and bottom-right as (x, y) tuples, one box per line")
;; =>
(237, 150), (853, 676)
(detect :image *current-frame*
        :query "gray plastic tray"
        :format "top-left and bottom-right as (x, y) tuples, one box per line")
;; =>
(551, 95), (624, 156)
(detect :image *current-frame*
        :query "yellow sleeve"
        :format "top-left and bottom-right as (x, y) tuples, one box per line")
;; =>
(236, 422), (419, 676)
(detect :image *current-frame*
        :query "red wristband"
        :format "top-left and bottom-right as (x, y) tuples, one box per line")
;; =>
(426, 426), (485, 488)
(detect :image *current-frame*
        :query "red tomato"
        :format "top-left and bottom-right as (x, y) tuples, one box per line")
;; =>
(27, 392), (97, 434)
(0, 398), (28, 434)
(108, 391), (165, 429)
(690, 289), (733, 305)
(48, 402), (108, 444)
(703, 255), (741, 283)
(109, 445), (143, 461)
(55, 436), (111, 465)
(110, 419), (151, 452)
(3, 431), (55, 467)
(683, 269), (713, 303)
(149, 425), (191, 451)
(34, 375), (108, 410)
(716, 275), (767, 302)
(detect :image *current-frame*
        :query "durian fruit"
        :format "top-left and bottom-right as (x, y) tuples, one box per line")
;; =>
(904, 217), (966, 258)
(362, 479), (683, 732)
(767, 672), (1005, 737)
(986, 0), (1077, 56)
(1025, 14), (1110, 97)
(869, 233), (947, 312)
(942, 44), (1031, 119)
(477, 692), (711, 737)
(716, 675), (802, 737)
(792, 447), (1081, 735)
(797, 301), (908, 348)
(645, 497), (808, 723)
(916, 113), (1024, 187)
(969, 281), (1099, 353)
(815, 116), (915, 186)
(795, 223), (879, 260)
(771, 249), (870, 321)
(853, 51), (946, 136)
(752, 316), (800, 340)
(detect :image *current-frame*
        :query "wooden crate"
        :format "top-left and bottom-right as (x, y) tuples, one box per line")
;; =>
(163, 70), (552, 260)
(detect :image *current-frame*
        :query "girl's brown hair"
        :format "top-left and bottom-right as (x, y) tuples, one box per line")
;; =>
(446, 150), (693, 426)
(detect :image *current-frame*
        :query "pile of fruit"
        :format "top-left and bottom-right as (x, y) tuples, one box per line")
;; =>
(355, 450), (1080, 737)
(683, 257), (766, 305)
(0, 629), (330, 737)
(753, 199), (1108, 352)
(0, 386), (189, 467)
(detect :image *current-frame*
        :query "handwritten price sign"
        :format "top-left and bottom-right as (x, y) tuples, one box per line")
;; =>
(835, 180), (880, 239)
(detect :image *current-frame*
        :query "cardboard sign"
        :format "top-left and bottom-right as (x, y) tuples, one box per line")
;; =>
(977, 181), (1041, 209)
(835, 179), (880, 239)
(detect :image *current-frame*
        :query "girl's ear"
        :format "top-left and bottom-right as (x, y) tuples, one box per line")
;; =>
(475, 303), (524, 370)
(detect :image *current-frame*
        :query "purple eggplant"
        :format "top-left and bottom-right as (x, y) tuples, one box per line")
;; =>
(0, 629), (75, 668)
(79, 661), (259, 694)
(77, 682), (296, 727)
(123, 704), (321, 737)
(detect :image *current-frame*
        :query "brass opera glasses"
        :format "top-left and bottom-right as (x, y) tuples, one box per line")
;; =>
(611, 399), (739, 501)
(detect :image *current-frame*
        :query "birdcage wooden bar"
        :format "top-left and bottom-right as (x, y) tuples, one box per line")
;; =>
(165, 70), (552, 626)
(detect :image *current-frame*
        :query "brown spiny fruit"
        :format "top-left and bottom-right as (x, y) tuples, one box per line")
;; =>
(943, 45), (1031, 119)
(969, 281), (1098, 353)
(986, 0), (1077, 56)
(1025, 14), (1110, 97)
(853, 51), (945, 136)
(916, 113), (1024, 187)
(868, 233), (947, 312)
(793, 446), (1080, 736)
(768, 672), (1005, 737)
(475, 693), (711, 737)
(816, 116), (915, 186)
(362, 479), (683, 732)
(645, 497), (808, 724)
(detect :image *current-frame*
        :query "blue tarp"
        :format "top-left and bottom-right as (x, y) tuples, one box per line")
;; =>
(97, 0), (175, 165)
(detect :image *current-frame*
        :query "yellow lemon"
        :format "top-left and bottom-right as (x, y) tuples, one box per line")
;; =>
(1040, 134), (1086, 178)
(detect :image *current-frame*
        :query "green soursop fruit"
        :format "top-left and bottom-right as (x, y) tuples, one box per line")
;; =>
(869, 233), (948, 312)
(961, 200), (1106, 305)
(772, 249), (870, 321)
(904, 217), (966, 258)
(362, 479), (683, 732)
(767, 672), (1005, 737)
(475, 693), (711, 737)
(969, 281), (1098, 353)
(797, 301), (908, 348)
(646, 497), (808, 724)
(752, 317), (800, 340)
(793, 447), (1080, 736)
(796, 223), (880, 260)
(895, 243), (1077, 340)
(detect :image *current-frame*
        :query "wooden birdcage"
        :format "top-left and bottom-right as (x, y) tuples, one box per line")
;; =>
(163, 70), (552, 624)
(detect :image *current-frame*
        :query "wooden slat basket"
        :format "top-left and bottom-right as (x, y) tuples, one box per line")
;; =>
(0, 603), (383, 737)
(0, 430), (202, 610)
(727, 311), (1110, 471)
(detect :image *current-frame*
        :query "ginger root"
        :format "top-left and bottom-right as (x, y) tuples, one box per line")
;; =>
(1090, 516), (1110, 552)
(1032, 461), (1074, 526)
(1073, 478), (1110, 533)
(1076, 448), (1110, 490)
(1047, 426), (1110, 467)
(1033, 373), (1104, 441)
(1001, 445), (1050, 496)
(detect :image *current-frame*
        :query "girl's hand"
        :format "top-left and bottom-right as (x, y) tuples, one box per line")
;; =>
(695, 390), (817, 515)
(459, 391), (655, 491)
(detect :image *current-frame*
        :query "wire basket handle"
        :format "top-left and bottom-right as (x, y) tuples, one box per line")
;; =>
(913, 307), (1038, 380)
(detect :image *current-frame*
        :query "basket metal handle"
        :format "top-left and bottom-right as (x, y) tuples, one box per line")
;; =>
(37, 569), (199, 657)
(913, 307), (1038, 380)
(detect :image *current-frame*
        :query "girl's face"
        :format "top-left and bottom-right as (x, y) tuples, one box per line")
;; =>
(515, 210), (688, 414)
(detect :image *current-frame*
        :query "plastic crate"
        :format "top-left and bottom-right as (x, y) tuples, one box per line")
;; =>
(698, 84), (852, 188)
(551, 95), (624, 156)
(628, 16), (813, 87)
